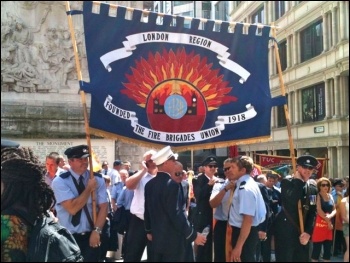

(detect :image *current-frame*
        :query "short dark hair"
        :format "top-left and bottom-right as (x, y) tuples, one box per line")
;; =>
(232, 155), (254, 174)
(266, 173), (277, 180)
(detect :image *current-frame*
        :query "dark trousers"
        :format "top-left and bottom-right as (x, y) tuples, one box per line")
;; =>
(311, 240), (332, 260)
(213, 220), (227, 262)
(274, 221), (310, 262)
(196, 225), (213, 262)
(124, 214), (153, 262)
(184, 241), (195, 262)
(73, 232), (100, 262)
(153, 250), (185, 262)
(256, 226), (273, 262)
(333, 229), (346, 255)
(231, 226), (259, 262)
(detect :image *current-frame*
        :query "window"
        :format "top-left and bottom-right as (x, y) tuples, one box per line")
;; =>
(252, 6), (264, 34)
(277, 94), (288, 127)
(252, 6), (264, 24)
(174, 1), (192, 7)
(300, 20), (323, 62)
(277, 40), (287, 71)
(302, 83), (325, 123)
(275, 1), (286, 20)
(215, 1), (229, 31)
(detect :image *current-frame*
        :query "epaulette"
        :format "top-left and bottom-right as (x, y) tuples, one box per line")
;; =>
(215, 178), (225, 184)
(239, 181), (246, 190)
(59, 171), (71, 179)
(93, 172), (102, 178)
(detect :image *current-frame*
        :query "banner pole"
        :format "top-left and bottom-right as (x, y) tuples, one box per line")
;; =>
(271, 24), (303, 233)
(65, 1), (97, 224)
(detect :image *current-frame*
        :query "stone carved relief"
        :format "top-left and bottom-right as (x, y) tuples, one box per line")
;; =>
(1, 1), (144, 93)
(1, 2), (84, 93)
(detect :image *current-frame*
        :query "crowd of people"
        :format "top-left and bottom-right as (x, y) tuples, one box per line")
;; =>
(1, 139), (349, 262)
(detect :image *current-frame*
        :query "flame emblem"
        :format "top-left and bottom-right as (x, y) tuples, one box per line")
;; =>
(121, 48), (237, 132)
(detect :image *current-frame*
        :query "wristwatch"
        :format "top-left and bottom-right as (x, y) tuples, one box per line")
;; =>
(93, 227), (102, 235)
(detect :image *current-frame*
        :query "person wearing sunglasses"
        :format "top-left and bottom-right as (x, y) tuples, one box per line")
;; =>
(274, 155), (319, 262)
(209, 158), (236, 262)
(170, 161), (195, 262)
(311, 177), (336, 262)
(192, 155), (220, 262)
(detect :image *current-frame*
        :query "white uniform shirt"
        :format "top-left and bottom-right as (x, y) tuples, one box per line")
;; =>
(228, 174), (266, 227)
(130, 172), (155, 220)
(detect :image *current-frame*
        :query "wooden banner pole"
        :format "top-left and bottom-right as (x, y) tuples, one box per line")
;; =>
(65, 1), (97, 224)
(271, 24), (304, 233)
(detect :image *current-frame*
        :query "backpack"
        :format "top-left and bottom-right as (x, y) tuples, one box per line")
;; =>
(3, 208), (84, 262)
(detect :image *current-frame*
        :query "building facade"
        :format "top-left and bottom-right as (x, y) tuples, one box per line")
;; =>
(227, 1), (349, 178)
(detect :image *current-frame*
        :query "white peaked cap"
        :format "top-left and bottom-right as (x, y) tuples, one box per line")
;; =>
(151, 145), (178, 165)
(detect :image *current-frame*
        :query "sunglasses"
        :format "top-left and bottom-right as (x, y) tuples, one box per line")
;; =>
(321, 184), (330, 187)
(224, 167), (231, 172)
(301, 165), (314, 170)
(175, 172), (183, 177)
(207, 165), (217, 168)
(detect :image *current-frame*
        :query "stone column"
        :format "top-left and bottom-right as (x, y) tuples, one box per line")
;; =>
(331, 6), (338, 46)
(292, 32), (298, 65)
(322, 12), (329, 51)
(337, 146), (349, 179)
(333, 75), (340, 118)
(338, 1), (349, 41)
(288, 92), (293, 124)
(286, 35), (292, 68)
(265, 1), (271, 24)
(340, 75), (349, 116)
(271, 107), (276, 128)
(324, 78), (331, 119)
(327, 147), (334, 178)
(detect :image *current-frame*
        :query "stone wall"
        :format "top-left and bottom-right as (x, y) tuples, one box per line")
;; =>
(1, 1), (149, 167)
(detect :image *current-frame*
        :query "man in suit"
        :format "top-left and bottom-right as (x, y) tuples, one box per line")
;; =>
(192, 155), (220, 262)
(171, 162), (194, 262)
(144, 146), (206, 262)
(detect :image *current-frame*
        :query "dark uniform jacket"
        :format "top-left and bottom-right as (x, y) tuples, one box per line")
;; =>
(274, 178), (317, 262)
(144, 172), (196, 255)
(277, 178), (317, 235)
(257, 182), (271, 232)
(192, 174), (214, 230)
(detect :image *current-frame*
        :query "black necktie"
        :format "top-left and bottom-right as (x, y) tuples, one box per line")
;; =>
(104, 169), (107, 175)
(71, 176), (85, 226)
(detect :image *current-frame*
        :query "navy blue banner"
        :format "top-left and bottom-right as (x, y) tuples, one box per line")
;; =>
(80, 1), (284, 151)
